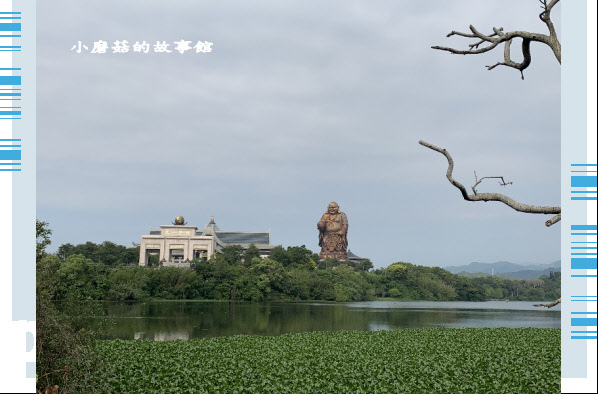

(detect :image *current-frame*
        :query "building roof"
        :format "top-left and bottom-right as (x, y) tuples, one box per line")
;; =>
(142, 217), (272, 252)
(199, 217), (271, 249)
(347, 249), (365, 261)
(215, 231), (270, 245)
(202, 216), (221, 233)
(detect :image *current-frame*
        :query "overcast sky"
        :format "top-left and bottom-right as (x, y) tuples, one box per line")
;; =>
(37, 0), (562, 269)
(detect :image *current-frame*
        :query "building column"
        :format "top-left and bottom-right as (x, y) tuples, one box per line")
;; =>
(184, 240), (190, 262)
(161, 239), (169, 262)
(139, 243), (147, 266)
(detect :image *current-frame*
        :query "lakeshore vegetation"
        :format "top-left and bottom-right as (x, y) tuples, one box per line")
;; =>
(43, 240), (561, 303)
(36, 221), (561, 392)
(94, 328), (560, 393)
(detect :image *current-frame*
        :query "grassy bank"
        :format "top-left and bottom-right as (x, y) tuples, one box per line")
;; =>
(93, 328), (559, 393)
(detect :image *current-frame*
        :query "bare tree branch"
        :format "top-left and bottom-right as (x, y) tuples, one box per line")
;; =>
(472, 171), (512, 195)
(539, 0), (561, 58)
(431, 0), (560, 78)
(419, 140), (561, 227)
(544, 213), (561, 227)
(533, 298), (561, 308)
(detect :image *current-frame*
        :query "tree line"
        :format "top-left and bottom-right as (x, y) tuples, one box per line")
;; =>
(41, 240), (561, 304)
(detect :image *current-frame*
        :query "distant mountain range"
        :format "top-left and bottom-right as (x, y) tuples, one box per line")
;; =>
(444, 260), (561, 279)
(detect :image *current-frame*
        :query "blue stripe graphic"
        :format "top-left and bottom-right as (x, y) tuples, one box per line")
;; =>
(0, 23), (20, 31)
(571, 318), (598, 326)
(571, 176), (598, 187)
(570, 258), (597, 268)
(571, 225), (598, 230)
(0, 150), (21, 160)
(0, 76), (21, 85)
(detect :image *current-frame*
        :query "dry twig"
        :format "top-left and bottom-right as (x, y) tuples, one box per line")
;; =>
(419, 140), (560, 227)
(432, 0), (560, 79)
(472, 171), (512, 195)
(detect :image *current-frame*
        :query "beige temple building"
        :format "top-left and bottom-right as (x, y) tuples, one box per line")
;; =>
(138, 216), (274, 267)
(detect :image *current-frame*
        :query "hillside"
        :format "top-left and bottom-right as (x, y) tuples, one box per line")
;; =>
(445, 261), (561, 279)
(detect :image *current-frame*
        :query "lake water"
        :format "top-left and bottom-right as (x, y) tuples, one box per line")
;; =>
(96, 300), (560, 341)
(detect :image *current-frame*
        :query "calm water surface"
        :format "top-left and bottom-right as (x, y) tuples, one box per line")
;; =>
(96, 300), (560, 340)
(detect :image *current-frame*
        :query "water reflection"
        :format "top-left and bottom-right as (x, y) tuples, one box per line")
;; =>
(96, 301), (560, 341)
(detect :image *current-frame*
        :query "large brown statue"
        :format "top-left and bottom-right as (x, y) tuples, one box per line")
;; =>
(317, 201), (348, 260)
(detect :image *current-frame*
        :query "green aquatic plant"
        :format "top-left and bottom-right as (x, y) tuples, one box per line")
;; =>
(93, 328), (560, 393)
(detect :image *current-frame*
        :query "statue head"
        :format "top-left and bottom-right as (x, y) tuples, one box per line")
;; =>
(327, 202), (339, 214)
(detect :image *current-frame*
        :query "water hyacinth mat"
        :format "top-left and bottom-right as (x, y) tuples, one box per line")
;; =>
(94, 328), (560, 393)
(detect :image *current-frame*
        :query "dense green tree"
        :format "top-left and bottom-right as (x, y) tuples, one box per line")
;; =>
(221, 245), (244, 266)
(317, 258), (342, 270)
(56, 240), (139, 267)
(284, 269), (311, 300)
(107, 266), (150, 301)
(251, 258), (285, 294)
(36, 220), (110, 393)
(94, 241), (121, 266)
(285, 246), (315, 268)
(147, 267), (200, 299)
(53, 254), (109, 300)
(243, 243), (261, 263)
(40, 234), (561, 304)
(310, 271), (336, 301)
(56, 242), (75, 260)
(354, 258), (374, 272)
(36, 219), (52, 263)
(269, 245), (290, 267)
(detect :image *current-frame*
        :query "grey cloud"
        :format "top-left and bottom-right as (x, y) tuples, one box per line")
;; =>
(37, 0), (561, 268)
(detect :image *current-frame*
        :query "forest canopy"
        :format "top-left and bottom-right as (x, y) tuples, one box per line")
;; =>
(44, 240), (560, 303)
